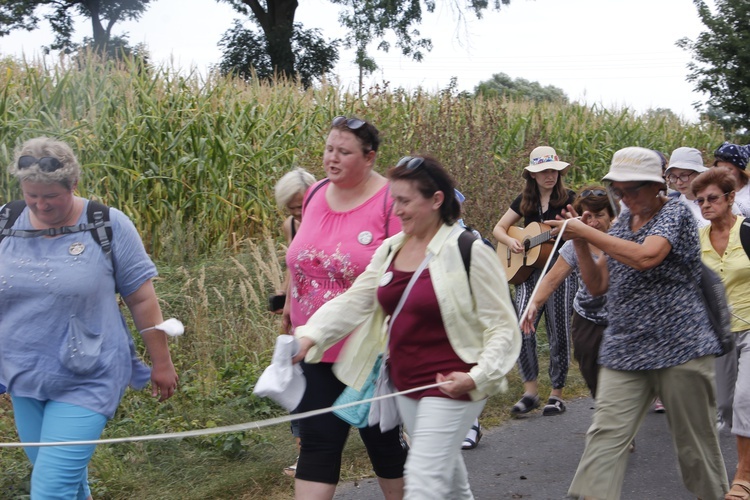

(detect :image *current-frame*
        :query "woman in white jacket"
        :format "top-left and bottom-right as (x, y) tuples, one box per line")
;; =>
(294, 154), (521, 499)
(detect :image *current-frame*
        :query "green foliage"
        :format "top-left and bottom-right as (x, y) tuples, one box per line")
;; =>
(475, 72), (569, 103)
(678, 0), (750, 133)
(218, 19), (339, 88)
(0, 53), (724, 259)
(0, 0), (152, 53)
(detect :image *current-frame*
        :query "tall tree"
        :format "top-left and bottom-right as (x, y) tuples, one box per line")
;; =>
(218, 19), (338, 87)
(474, 72), (568, 103)
(218, 0), (511, 81)
(0, 0), (152, 53)
(677, 0), (750, 130)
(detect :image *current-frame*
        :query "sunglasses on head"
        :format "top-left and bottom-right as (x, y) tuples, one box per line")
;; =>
(396, 156), (425, 171)
(331, 116), (366, 130)
(18, 155), (64, 173)
(398, 155), (444, 186)
(580, 189), (607, 198)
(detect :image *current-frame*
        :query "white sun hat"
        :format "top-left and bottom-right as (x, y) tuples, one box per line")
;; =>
(665, 147), (708, 174)
(524, 146), (571, 174)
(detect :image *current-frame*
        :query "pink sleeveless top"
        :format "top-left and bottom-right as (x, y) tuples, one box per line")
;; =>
(287, 179), (401, 362)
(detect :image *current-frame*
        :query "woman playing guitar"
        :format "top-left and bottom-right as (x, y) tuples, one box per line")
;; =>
(493, 146), (576, 416)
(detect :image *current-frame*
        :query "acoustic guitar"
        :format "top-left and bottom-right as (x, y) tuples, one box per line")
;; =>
(496, 222), (554, 285)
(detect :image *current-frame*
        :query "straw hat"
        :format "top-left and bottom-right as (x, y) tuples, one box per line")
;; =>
(602, 147), (666, 185)
(524, 146), (570, 174)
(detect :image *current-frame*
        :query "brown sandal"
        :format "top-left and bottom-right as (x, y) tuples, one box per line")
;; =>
(726, 480), (750, 500)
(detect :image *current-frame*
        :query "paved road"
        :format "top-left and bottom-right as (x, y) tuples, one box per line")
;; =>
(334, 397), (737, 499)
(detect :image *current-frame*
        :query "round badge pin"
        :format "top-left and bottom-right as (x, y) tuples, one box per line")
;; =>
(69, 242), (86, 256)
(380, 271), (394, 287)
(358, 231), (373, 245)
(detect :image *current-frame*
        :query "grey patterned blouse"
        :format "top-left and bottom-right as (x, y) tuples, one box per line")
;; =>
(599, 198), (723, 371)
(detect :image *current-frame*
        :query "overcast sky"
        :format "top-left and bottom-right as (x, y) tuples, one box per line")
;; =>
(0, 0), (711, 121)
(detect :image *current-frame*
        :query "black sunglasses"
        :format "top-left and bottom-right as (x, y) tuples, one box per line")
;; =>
(18, 155), (64, 173)
(580, 189), (607, 198)
(331, 116), (366, 130)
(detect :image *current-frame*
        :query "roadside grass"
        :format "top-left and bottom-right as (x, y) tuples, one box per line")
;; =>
(0, 238), (589, 500)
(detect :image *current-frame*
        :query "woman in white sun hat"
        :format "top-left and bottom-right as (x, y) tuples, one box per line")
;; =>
(493, 146), (576, 417)
(547, 146), (728, 500)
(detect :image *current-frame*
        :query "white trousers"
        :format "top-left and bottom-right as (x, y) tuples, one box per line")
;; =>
(396, 395), (486, 500)
(715, 329), (750, 436)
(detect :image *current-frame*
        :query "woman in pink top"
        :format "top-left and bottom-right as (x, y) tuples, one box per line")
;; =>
(283, 116), (405, 500)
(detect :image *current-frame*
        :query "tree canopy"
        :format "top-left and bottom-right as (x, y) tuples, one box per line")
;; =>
(217, 19), (338, 87)
(218, 0), (511, 83)
(677, 0), (750, 131)
(474, 72), (568, 103)
(0, 0), (152, 53)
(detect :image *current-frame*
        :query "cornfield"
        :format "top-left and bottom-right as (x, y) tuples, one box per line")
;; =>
(0, 53), (724, 259)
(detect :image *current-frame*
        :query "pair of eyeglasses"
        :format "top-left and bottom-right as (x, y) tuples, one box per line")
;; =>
(18, 155), (64, 172)
(693, 192), (730, 206)
(580, 189), (607, 198)
(608, 182), (650, 201)
(331, 116), (365, 130)
(666, 171), (697, 184)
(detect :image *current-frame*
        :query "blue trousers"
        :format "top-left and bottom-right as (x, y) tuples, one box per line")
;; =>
(11, 396), (108, 500)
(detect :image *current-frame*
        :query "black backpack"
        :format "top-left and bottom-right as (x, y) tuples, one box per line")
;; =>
(0, 200), (114, 261)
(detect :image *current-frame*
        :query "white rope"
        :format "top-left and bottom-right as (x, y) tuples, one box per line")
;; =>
(0, 381), (450, 448)
(731, 311), (750, 326)
(519, 218), (576, 325)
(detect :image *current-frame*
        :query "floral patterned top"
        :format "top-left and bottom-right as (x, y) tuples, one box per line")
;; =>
(599, 198), (723, 371)
(287, 180), (400, 363)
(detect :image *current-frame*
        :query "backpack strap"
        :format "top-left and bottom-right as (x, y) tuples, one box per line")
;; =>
(457, 229), (478, 297)
(740, 218), (750, 261)
(0, 200), (30, 244)
(87, 200), (112, 255)
(0, 200), (113, 262)
(302, 178), (331, 214)
(383, 189), (394, 238)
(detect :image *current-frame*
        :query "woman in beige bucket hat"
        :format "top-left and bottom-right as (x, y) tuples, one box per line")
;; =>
(493, 146), (577, 417)
(547, 146), (728, 500)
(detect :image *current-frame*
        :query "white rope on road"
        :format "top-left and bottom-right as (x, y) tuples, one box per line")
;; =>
(0, 381), (450, 448)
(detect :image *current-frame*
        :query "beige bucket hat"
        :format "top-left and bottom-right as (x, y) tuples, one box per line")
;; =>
(602, 147), (666, 185)
(665, 147), (708, 174)
(524, 146), (571, 174)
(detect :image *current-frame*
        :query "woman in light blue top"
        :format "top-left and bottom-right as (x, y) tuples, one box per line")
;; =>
(0, 137), (178, 499)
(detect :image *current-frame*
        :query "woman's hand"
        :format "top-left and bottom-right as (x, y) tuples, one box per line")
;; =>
(546, 217), (587, 240)
(436, 371), (476, 399)
(507, 238), (524, 254)
(150, 359), (178, 402)
(520, 302), (539, 335)
(292, 337), (316, 364)
(281, 295), (292, 334)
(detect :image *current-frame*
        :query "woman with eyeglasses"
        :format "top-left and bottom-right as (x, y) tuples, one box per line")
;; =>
(547, 147), (728, 500)
(691, 167), (750, 500)
(664, 147), (710, 225)
(293, 154), (520, 499)
(282, 116), (406, 499)
(713, 142), (750, 217)
(0, 137), (179, 498)
(492, 146), (576, 417)
(520, 185), (616, 399)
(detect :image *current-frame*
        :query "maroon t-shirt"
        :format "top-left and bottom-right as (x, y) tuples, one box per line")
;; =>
(377, 261), (474, 400)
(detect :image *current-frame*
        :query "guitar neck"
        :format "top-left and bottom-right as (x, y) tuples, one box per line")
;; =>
(527, 230), (552, 249)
